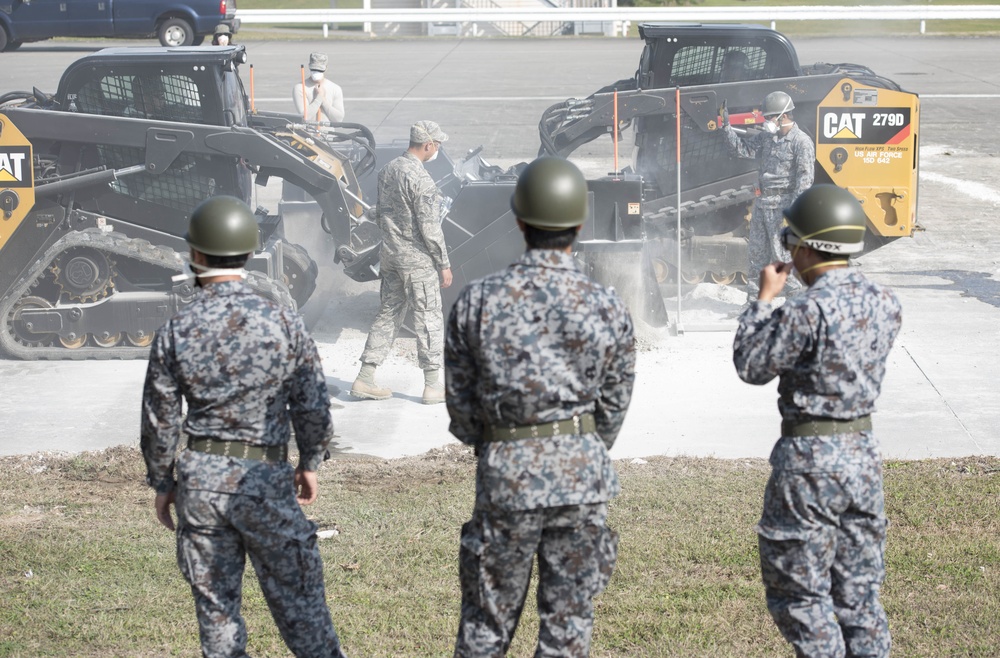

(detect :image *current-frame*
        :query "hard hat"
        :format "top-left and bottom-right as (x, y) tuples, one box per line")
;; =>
(185, 196), (259, 256)
(782, 185), (867, 255)
(214, 24), (232, 36)
(510, 157), (588, 229)
(762, 91), (795, 117)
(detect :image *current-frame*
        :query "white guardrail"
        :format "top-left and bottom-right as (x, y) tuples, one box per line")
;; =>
(237, 5), (1000, 35)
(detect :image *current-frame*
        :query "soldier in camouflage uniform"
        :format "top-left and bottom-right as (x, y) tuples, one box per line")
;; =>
(445, 157), (636, 657)
(733, 185), (902, 658)
(723, 90), (815, 304)
(351, 120), (453, 405)
(140, 196), (347, 658)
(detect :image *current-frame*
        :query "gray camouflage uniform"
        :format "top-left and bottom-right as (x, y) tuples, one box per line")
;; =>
(360, 151), (450, 369)
(140, 280), (346, 658)
(446, 249), (636, 657)
(733, 267), (902, 658)
(725, 123), (815, 299)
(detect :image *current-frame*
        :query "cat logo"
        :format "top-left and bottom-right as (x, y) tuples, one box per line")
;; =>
(0, 115), (36, 247)
(818, 107), (911, 145)
(0, 147), (31, 187)
(823, 112), (866, 140)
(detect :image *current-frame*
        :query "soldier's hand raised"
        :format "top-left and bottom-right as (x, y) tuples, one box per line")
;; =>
(758, 261), (790, 302)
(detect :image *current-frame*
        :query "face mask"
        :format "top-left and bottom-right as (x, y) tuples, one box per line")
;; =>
(761, 118), (779, 134)
(790, 265), (804, 285)
(427, 149), (438, 162)
(216, 35), (229, 45)
(310, 72), (324, 82)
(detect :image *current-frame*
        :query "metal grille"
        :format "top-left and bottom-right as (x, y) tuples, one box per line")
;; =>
(72, 73), (214, 213)
(672, 45), (768, 86)
(76, 73), (204, 123)
(98, 145), (217, 214)
(638, 114), (735, 197)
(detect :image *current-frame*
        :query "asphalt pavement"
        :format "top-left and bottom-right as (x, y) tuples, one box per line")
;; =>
(0, 36), (997, 459)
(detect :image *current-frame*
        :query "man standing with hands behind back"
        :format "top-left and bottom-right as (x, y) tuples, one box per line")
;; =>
(293, 52), (345, 123)
(446, 157), (636, 657)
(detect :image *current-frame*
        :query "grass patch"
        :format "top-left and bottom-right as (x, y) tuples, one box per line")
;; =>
(1, 447), (998, 656)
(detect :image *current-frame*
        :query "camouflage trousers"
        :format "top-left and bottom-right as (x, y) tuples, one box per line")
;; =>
(757, 432), (891, 658)
(360, 265), (443, 370)
(453, 503), (618, 658)
(175, 487), (347, 658)
(746, 193), (803, 301)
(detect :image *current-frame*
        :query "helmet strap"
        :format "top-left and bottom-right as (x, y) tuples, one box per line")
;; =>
(798, 260), (848, 277)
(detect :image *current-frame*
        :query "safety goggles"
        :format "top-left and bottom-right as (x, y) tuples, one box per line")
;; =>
(780, 226), (801, 252)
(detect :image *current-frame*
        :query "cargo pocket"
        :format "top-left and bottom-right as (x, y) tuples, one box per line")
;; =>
(458, 518), (489, 611)
(252, 515), (324, 598)
(592, 525), (619, 597)
(411, 277), (431, 313)
(176, 525), (193, 585)
(292, 531), (325, 597)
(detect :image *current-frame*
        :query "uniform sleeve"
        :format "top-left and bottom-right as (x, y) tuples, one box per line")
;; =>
(724, 124), (759, 160)
(321, 81), (345, 123)
(292, 83), (307, 118)
(293, 82), (342, 123)
(286, 312), (333, 471)
(594, 299), (637, 449)
(792, 132), (816, 197)
(139, 327), (183, 495)
(410, 173), (451, 271)
(445, 287), (483, 447)
(733, 301), (814, 385)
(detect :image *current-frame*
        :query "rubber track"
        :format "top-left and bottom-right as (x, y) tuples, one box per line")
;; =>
(643, 184), (756, 226)
(0, 228), (294, 361)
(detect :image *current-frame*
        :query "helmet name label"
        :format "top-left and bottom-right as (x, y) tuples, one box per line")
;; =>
(807, 240), (849, 253)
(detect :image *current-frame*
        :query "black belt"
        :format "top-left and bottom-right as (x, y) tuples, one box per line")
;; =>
(781, 415), (872, 437)
(187, 437), (288, 462)
(483, 413), (596, 442)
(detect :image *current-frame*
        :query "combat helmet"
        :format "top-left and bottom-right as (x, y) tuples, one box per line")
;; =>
(762, 91), (794, 117)
(510, 157), (588, 230)
(782, 185), (867, 255)
(186, 196), (259, 256)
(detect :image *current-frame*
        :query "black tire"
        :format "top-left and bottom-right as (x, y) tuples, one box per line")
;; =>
(0, 26), (8, 52)
(191, 34), (205, 46)
(6, 40), (22, 51)
(158, 18), (194, 47)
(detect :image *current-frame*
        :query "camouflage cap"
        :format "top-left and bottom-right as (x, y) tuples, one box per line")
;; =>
(410, 120), (448, 144)
(214, 23), (231, 35)
(308, 52), (328, 72)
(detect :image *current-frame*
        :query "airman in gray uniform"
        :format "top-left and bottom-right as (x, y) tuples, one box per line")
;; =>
(724, 90), (815, 303)
(446, 157), (636, 657)
(733, 185), (901, 658)
(140, 196), (347, 658)
(351, 120), (453, 405)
